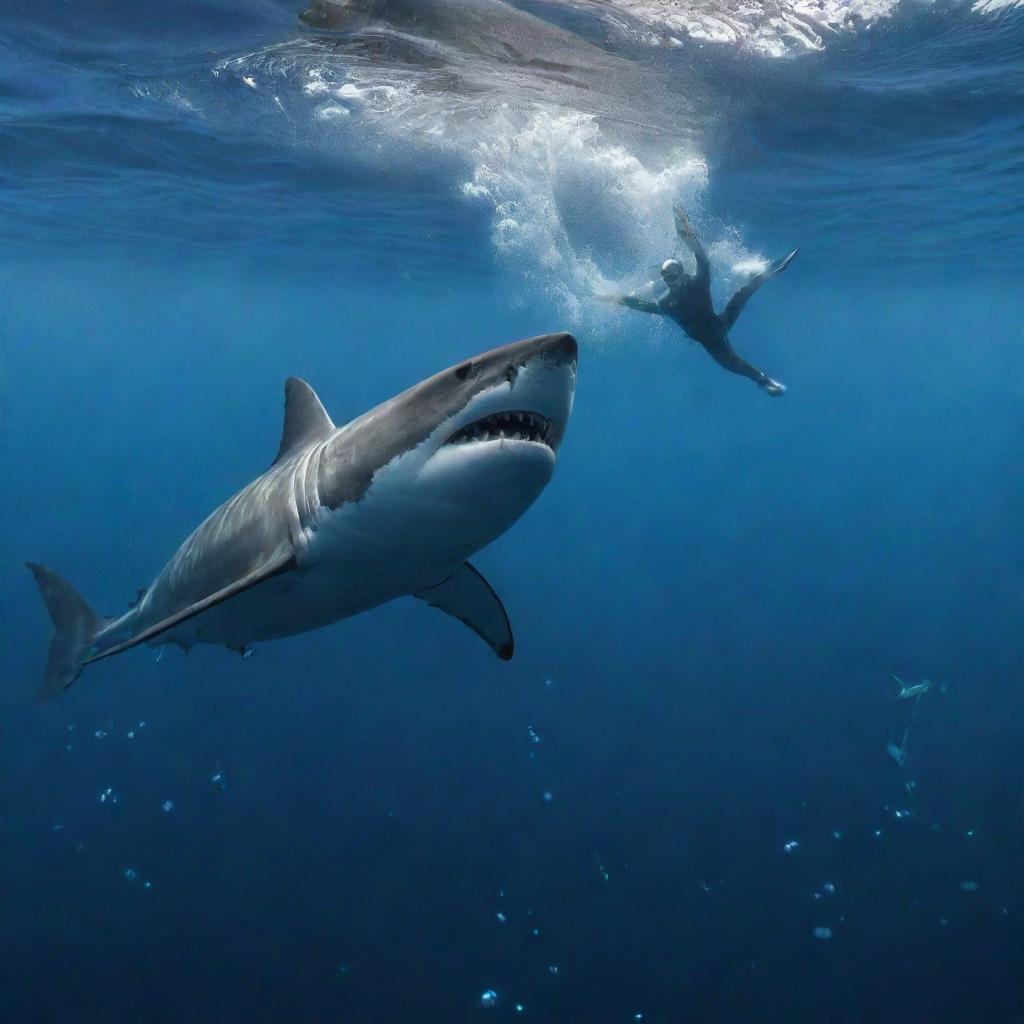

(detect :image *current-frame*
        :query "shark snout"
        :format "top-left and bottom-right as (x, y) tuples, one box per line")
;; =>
(500, 331), (577, 378)
(534, 331), (577, 363)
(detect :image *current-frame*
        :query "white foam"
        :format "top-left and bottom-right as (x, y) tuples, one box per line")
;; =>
(194, 41), (770, 326)
(460, 109), (716, 325)
(576, 0), (905, 56)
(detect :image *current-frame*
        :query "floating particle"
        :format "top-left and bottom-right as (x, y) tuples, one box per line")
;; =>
(496, 912), (507, 924)
(126, 730), (135, 739)
(94, 730), (108, 740)
(832, 830), (842, 840)
(548, 965), (559, 976)
(52, 824), (63, 832)
(161, 800), (174, 813)
(939, 917), (949, 927)
(528, 726), (541, 745)
(873, 829), (882, 838)
(822, 882), (836, 895)
(634, 1015), (645, 1022)
(138, 721), (147, 729)
(99, 787), (119, 804)
(210, 771), (226, 789)
(544, 679), (553, 689)
(152, 646), (165, 663)
(480, 989), (498, 1008)
(338, 964), (349, 975)
(812, 927), (832, 940)
(531, 928), (540, 937)
(515, 1004), (524, 1014)
(966, 829), (975, 838)
(143, 880), (152, 889)
(894, 808), (911, 819)
(124, 868), (138, 882)
(243, 646), (256, 660)
(959, 881), (978, 892)
(542, 791), (553, 803)
(782, 840), (799, 854)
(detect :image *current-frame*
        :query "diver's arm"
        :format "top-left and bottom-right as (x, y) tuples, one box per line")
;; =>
(673, 202), (710, 283)
(616, 293), (663, 314)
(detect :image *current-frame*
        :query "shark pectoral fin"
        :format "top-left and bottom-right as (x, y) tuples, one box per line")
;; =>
(414, 562), (514, 661)
(84, 551), (297, 666)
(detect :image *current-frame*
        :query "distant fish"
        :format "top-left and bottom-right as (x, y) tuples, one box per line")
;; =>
(893, 675), (932, 701)
(886, 742), (907, 769)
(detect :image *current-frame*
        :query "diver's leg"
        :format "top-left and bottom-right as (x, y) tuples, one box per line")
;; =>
(704, 337), (786, 396)
(720, 248), (799, 331)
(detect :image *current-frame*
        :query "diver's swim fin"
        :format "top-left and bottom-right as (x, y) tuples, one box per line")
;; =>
(771, 248), (799, 275)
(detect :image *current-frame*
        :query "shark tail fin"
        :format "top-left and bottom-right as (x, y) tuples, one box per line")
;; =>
(26, 562), (103, 701)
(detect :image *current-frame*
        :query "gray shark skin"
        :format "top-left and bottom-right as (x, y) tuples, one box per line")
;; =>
(300, 0), (610, 72)
(295, 0), (681, 120)
(292, 0), (711, 151)
(28, 332), (577, 700)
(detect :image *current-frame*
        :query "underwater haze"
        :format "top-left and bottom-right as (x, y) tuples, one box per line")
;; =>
(2, 0), (1023, 1021)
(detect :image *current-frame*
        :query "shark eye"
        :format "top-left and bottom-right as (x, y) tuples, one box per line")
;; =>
(454, 362), (473, 381)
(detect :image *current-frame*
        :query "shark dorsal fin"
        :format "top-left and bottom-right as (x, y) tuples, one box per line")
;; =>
(273, 377), (335, 466)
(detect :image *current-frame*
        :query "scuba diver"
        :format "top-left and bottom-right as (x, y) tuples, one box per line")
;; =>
(612, 202), (798, 396)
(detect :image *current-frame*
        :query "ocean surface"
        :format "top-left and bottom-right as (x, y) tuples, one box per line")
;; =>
(1, 0), (1022, 1020)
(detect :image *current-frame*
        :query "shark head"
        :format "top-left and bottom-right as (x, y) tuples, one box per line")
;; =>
(316, 332), (577, 560)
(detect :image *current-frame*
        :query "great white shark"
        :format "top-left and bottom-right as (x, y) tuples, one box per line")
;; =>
(28, 332), (577, 699)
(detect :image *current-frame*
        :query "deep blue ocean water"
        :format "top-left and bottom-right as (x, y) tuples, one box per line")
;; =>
(1, 1), (1022, 1021)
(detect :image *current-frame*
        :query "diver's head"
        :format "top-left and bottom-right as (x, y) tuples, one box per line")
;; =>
(660, 258), (685, 289)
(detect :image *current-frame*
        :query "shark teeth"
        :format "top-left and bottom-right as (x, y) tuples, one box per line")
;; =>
(446, 411), (553, 447)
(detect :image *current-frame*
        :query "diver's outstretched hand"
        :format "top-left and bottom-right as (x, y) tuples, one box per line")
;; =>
(761, 379), (787, 397)
(672, 201), (694, 238)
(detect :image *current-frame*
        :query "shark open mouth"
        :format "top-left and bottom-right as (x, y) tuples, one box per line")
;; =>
(446, 411), (553, 447)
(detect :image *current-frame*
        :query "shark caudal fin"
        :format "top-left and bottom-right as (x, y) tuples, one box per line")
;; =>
(26, 562), (103, 700)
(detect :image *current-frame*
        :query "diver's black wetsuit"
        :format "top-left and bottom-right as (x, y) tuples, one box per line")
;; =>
(618, 203), (797, 394)
(656, 277), (773, 388)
